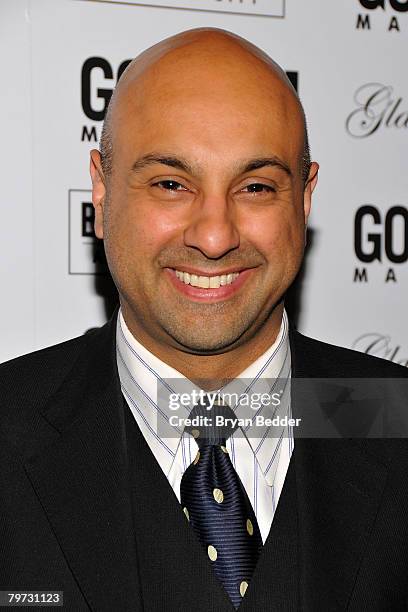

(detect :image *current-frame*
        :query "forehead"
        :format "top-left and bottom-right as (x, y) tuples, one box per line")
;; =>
(112, 44), (304, 169)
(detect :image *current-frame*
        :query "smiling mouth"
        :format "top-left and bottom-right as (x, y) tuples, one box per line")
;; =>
(173, 269), (240, 289)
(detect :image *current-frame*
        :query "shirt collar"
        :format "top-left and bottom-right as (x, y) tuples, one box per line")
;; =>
(219, 312), (291, 483)
(116, 309), (291, 483)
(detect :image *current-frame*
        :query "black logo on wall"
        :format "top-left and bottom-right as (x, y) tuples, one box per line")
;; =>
(69, 190), (108, 275)
(80, 57), (132, 142)
(356, 0), (407, 31)
(80, 57), (298, 142)
(353, 204), (408, 283)
(346, 84), (408, 138)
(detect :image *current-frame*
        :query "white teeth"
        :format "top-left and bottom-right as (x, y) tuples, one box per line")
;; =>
(174, 269), (240, 288)
(209, 276), (221, 288)
(198, 276), (210, 288)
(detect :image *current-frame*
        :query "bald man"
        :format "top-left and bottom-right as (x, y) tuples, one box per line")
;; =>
(1, 28), (408, 612)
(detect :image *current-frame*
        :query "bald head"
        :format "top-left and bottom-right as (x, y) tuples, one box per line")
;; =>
(99, 28), (311, 183)
(90, 26), (319, 361)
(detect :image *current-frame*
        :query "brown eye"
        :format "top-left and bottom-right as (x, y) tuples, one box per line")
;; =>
(244, 183), (275, 193)
(153, 180), (185, 191)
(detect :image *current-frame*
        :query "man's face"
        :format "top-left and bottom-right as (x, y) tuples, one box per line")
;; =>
(91, 47), (317, 354)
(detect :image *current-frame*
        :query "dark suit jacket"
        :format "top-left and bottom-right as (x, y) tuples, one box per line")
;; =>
(1, 312), (408, 611)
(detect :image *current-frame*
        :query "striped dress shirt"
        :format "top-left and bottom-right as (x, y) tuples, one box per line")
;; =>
(117, 309), (293, 543)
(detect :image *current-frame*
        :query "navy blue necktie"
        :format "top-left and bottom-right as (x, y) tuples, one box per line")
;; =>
(180, 397), (263, 608)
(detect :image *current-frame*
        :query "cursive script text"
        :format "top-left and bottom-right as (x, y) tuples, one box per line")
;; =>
(346, 83), (408, 137)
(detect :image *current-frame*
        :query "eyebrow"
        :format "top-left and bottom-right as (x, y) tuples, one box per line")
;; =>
(131, 152), (292, 178)
(242, 157), (292, 177)
(131, 154), (193, 174)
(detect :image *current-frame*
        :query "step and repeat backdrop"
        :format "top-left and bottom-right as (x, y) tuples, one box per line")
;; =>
(1, 0), (407, 365)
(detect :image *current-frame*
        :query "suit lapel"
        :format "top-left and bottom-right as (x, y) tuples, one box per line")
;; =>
(24, 314), (142, 611)
(289, 328), (389, 610)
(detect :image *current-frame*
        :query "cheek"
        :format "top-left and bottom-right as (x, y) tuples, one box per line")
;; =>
(241, 207), (305, 265)
(107, 193), (182, 257)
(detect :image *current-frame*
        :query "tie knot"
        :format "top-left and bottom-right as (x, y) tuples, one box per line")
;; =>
(184, 395), (238, 447)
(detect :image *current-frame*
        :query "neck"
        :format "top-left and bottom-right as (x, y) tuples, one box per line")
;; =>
(120, 303), (284, 389)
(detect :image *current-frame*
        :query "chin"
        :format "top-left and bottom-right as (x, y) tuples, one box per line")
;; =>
(166, 328), (245, 355)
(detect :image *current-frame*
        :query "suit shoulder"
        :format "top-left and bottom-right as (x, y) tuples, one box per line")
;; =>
(291, 330), (408, 378)
(0, 319), (116, 462)
(0, 332), (93, 413)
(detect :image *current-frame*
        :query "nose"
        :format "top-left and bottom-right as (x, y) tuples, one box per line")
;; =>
(183, 194), (240, 258)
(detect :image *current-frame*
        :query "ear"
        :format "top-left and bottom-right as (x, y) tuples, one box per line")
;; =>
(90, 149), (106, 239)
(303, 161), (319, 225)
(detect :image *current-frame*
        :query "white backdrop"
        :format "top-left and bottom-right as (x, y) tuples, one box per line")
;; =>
(1, 0), (407, 366)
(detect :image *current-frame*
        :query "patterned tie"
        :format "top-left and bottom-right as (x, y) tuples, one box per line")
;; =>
(180, 396), (263, 608)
